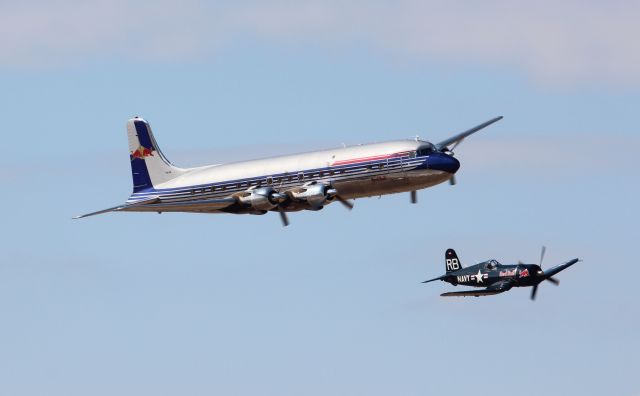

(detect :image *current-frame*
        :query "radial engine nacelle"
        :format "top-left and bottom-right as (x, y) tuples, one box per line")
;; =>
(237, 187), (286, 211)
(290, 182), (337, 209)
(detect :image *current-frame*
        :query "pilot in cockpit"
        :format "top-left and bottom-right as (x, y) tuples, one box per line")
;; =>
(485, 259), (500, 270)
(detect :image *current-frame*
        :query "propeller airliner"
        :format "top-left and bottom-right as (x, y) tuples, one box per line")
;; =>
(75, 116), (503, 225)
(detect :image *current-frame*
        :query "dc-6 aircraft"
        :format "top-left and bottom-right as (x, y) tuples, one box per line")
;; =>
(423, 248), (580, 300)
(75, 116), (502, 225)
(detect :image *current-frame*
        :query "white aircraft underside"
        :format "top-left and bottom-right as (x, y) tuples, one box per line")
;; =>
(76, 116), (502, 225)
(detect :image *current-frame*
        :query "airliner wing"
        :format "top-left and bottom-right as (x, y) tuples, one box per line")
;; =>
(73, 196), (160, 219)
(74, 196), (238, 218)
(435, 116), (503, 150)
(132, 197), (236, 212)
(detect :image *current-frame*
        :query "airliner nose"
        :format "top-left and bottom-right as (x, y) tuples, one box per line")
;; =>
(428, 153), (460, 174)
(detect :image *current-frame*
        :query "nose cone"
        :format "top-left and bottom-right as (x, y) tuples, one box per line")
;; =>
(428, 152), (460, 174)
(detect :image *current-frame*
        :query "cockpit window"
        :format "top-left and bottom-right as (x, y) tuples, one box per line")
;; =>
(416, 143), (435, 157)
(485, 260), (499, 270)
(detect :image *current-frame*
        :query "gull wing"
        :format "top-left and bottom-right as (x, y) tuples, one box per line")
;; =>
(440, 279), (514, 297)
(543, 258), (580, 278)
(441, 289), (506, 297)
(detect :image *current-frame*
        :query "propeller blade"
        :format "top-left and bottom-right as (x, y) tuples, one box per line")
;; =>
(518, 260), (524, 265)
(449, 175), (456, 185)
(531, 285), (538, 300)
(410, 190), (417, 204)
(335, 195), (354, 210)
(278, 208), (289, 227)
(539, 246), (546, 267)
(546, 277), (560, 286)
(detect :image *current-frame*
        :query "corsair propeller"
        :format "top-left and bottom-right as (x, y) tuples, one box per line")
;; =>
(530, 245), (560, 300)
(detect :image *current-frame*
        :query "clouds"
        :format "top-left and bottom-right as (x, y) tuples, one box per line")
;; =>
(2, 0), (640, 87)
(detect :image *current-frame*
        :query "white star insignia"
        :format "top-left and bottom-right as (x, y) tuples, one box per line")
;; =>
(475, 269), (484, 284)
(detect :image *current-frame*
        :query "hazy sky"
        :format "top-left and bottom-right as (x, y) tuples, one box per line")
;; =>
(1, 1), (638, 395)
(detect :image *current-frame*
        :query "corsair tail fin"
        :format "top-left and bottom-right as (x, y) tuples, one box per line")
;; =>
(445, 248), (462, 273)
(127, 117), (186, 192)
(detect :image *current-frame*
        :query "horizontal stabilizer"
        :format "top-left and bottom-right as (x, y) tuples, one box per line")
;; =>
(422, 275), (446, 283)
(73, 196), (160, 219)
(441, 288), (507, 297)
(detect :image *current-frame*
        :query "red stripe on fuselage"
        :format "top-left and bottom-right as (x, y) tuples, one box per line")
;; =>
(331, 151), (410, 166)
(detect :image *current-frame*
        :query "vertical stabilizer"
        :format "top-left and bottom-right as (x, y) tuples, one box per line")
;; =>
(445, 248), (463, 273)
(127, 117), (186, 192)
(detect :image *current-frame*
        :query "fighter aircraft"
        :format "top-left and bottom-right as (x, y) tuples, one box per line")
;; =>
(75, 116), (502, 225)
(423, 247), (580, 300)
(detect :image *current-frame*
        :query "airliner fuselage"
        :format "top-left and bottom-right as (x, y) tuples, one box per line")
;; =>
(76, 116), (502, 225)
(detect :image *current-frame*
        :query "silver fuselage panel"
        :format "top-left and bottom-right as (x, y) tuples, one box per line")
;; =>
(124, 139), (457, 213)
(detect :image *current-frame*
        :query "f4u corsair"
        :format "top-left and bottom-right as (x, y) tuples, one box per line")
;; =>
(75, 116), (502, 225)
(423, 248), (580, 300)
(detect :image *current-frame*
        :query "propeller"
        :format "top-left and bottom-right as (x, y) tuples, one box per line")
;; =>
(530, 245), (559, 300)
(275, 185), (352, 227)
(410, 190), (417, 204)
(335, 195), (354, 210)
(278, 207), (289, 227)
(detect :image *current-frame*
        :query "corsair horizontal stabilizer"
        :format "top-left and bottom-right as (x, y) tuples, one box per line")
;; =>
(422, 275), (446, 284)
(73, 196), (160, 219)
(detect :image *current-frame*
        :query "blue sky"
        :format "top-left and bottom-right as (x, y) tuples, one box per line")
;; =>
(0, 1), (639, 395)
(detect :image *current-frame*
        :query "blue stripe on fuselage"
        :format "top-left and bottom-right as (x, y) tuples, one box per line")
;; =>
(127, 154), (448, 200)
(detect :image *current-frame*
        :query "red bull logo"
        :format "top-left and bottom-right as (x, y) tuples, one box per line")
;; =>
(131, 145), (155, 160)
(519, 268), (530, 278)
(499, 268), (517, 277)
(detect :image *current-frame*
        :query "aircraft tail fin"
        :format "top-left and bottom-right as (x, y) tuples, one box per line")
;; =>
(127, 117), (186, 192)
(445, 248), (462, 272)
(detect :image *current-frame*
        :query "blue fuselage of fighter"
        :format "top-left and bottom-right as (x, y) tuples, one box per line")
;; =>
(424, 248), (580, 300)
(75, 116), (502, 225)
